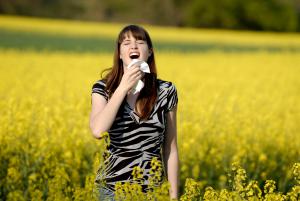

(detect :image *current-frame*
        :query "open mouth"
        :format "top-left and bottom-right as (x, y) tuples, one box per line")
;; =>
(129, 52), (140, 59)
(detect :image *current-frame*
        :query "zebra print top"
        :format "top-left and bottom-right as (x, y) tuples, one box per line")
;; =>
(91, 78), (178, 192)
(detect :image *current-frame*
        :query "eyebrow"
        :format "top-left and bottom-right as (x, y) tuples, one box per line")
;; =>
(121, 38), (145, 43)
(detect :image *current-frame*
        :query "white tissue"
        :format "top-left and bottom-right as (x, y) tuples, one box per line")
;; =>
(127, 59), (150, 94)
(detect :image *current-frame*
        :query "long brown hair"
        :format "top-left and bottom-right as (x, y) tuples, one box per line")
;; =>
(101, 25), (158, 120)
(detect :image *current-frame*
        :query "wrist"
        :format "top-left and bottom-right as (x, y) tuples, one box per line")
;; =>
(115, 86), (128, 96)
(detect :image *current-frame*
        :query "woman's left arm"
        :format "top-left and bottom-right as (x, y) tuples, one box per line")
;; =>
(163, 105), (179, 200)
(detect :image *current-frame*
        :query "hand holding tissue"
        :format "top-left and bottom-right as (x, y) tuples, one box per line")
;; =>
(127, 59), (150, 94)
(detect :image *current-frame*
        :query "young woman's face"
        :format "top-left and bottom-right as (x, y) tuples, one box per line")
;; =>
(119, 32), (152, 69)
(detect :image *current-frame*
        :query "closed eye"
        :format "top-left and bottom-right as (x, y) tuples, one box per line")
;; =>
(137, 40), (145, 44)
(121, 39), (131, 45)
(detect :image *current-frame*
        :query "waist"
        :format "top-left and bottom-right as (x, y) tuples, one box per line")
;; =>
(95, 178), (165, 193)
(108, 146), (161, 157)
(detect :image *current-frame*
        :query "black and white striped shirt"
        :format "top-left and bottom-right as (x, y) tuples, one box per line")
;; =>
(91, 78), (178, 192)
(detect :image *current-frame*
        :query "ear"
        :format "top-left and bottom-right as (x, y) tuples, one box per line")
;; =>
(148, 48), (153, 56)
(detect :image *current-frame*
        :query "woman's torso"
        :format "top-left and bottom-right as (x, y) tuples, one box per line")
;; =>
(92, 78), (177, 192)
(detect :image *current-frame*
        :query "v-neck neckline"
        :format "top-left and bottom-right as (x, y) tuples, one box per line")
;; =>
(125, 93), (139, 112)
(125, 100), (137, 113)
(124, 100), (142, 124)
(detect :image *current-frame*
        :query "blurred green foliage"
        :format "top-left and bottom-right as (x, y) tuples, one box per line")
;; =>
(2, 28), (299, 53)
(0, 0), (299, 32)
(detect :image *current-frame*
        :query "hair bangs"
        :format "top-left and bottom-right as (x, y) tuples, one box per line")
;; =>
(118, 25), (147, 43)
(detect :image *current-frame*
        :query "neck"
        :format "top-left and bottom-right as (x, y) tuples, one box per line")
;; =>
(127, 91), (140, 96)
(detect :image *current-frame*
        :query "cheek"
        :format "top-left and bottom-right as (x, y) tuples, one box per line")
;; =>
(141, 47), (150, 57)
(119, 48), (126, 59)
(120, 44), (129, 54)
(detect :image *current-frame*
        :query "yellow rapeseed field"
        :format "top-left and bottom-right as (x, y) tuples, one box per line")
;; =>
(0, 15), (299, 200)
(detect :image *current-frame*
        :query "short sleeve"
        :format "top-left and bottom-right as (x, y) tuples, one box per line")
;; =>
(91, 80), (109, 101)
(166, 82), (178, 112)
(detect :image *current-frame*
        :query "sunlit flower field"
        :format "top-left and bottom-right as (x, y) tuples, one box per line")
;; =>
(0, 15), (299, 200)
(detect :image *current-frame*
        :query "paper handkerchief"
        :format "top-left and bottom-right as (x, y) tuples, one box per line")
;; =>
(127, 59), (150, 94)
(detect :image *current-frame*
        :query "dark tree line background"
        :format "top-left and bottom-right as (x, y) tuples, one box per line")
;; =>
(1, 0), (300, 32)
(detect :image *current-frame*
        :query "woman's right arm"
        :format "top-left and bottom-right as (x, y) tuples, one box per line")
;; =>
(89, 65), (143, 139)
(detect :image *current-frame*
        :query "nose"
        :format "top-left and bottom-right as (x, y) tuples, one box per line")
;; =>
(130, 41), (138, 49)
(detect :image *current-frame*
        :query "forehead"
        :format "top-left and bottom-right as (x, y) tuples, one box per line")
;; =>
(122, 33), (135, 40)
(120, 31), (146, 41)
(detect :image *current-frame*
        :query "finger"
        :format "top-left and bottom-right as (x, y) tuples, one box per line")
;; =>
(129, 69), (142, 78)
(127, 67), (139, 76)
(131, 65), (141, 72)
(124, 70), (139, 80)
(130, 72), (141, 80)
(131, 71), (142, 81)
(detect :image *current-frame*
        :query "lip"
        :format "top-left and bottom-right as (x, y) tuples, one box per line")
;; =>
(129, 52), (140, 59)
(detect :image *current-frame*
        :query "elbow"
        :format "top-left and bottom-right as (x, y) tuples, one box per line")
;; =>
(89, 123), (105, 139)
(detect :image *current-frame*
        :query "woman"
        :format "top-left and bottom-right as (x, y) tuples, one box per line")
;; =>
(89, 25), (179, 200)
